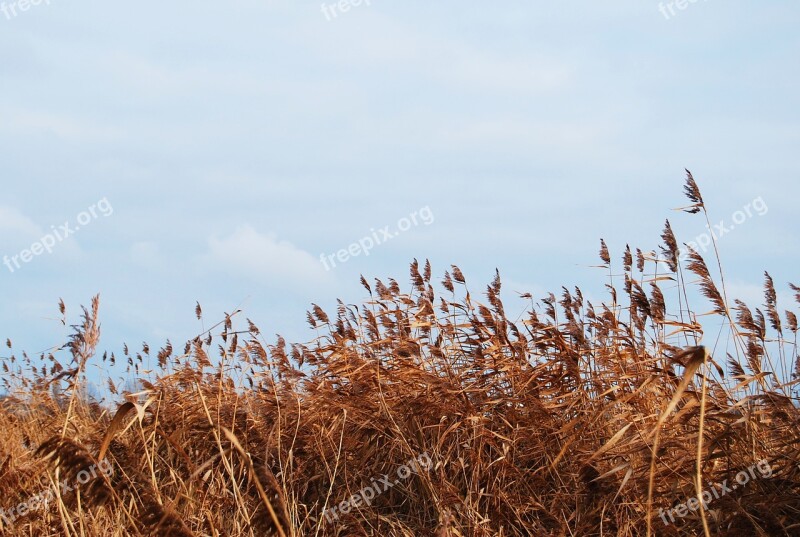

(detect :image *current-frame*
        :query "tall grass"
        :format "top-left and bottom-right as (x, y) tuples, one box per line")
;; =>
(1, 173), (799, 536)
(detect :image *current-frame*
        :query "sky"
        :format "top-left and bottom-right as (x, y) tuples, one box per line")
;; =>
(1, 1), (798, 388)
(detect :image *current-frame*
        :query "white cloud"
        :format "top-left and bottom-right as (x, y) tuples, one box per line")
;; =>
(0, 110), (126, 143)
(206, 225), (331, 288)
(0, 206), (84, 261)
(0, 206), (43, 239)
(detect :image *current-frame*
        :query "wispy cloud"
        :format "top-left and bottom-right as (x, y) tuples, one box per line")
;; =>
(205, 225), (331, 289)
(0, 206), (43, 239)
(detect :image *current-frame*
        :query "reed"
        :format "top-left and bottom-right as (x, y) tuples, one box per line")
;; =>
(1, 172), (798, 536)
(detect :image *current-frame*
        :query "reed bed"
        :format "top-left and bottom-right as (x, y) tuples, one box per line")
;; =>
(1, 172), (799, 536)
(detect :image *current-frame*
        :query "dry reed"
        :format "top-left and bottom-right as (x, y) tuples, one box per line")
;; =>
(1, 173), (799, 536)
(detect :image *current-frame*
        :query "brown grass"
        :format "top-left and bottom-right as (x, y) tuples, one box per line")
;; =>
(2, 172), (800, 536)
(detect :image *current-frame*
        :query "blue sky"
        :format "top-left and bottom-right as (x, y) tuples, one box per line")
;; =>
(1, 1), (798, 382)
